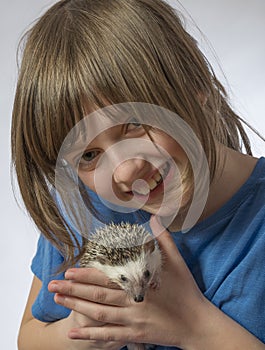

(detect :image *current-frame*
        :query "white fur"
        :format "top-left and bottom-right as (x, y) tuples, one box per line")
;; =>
(88, 246), (161, 350)
(89, 246), (162, 298)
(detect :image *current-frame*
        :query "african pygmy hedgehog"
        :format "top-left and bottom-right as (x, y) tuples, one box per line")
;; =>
(80, 222), (162, 350)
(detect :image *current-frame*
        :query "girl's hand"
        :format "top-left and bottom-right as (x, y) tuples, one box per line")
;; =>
(48, 270), (127, 350)
(48, 216), (210, 349)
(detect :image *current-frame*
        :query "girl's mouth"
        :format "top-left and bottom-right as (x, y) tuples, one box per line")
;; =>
(128, 161), (171, 199)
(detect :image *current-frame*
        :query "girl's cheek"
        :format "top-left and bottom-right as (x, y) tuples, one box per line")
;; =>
(82, 175), (118, 202)
(78, 172), (95, 190)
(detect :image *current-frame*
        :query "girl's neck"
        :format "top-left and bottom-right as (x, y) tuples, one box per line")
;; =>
(167, 145), (258, 232)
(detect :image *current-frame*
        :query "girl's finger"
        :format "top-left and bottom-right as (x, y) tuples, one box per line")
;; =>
(65, 267), (120, 289)
(68, 325), (136, 343)
(54, 295), (128, 325)
(48, 280), (128, 307)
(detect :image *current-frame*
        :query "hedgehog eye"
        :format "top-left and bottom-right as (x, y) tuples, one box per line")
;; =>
(120, 275), (128, 282)
(144, 270), (150, 279)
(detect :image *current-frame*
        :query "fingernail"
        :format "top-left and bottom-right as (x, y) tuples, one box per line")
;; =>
(48, 281), (58, 292)
(65, 269), (75, 279)
(55, 294), (65, 304)
(68, 329), (80, 339)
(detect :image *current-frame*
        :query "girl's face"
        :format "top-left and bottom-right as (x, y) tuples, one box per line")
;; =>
(68, 117), (189, 218)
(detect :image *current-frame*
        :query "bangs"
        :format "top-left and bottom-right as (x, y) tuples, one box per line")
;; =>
(16, 0), (225, 180)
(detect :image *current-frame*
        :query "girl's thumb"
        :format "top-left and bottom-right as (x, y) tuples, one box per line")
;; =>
(150, 215), (179, 254)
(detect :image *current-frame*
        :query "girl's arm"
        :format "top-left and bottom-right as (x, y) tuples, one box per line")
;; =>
(17, 276), (125, 350)
(17, 276), (78, 350)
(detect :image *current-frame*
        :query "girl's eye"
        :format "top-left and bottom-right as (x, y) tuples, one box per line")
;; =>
(78, 150), (100, 168)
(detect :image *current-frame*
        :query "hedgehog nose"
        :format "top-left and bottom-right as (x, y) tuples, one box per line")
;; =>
(134, 295), (144, 302)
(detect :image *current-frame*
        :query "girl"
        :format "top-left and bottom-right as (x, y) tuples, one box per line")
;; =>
(12, 0), (265, 349)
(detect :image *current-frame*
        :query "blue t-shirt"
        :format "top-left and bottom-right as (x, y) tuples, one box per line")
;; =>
(31, 157), (265, 348)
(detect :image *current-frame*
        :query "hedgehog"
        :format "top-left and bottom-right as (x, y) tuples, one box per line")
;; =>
(80, 222), (162, 350)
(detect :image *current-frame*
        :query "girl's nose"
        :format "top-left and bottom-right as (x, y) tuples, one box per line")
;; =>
(113, 158), (149, 188)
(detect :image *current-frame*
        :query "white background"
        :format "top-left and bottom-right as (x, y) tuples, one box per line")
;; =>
(1, 0), (264, 348)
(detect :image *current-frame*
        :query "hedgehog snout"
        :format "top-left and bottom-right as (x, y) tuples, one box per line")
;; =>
(133, 281), (148, 302)
(134, 294), (144, 302)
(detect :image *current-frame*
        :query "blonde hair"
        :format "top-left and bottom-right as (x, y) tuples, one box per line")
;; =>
(11, 0), (252, 269)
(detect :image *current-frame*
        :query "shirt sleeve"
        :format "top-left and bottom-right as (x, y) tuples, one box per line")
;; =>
(31, 234), (71, 322)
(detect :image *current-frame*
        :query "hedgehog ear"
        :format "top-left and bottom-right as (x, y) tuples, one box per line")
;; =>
(97, 254), (109, 265)
(144, 238), (155, 254)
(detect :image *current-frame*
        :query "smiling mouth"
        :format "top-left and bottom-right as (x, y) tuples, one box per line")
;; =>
(130, 161), (171, 197)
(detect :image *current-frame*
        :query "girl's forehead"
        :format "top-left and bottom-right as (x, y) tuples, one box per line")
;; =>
(67, 102), (156, 147)
(70, 107), (131, 148)
(61, 102), (203, 163)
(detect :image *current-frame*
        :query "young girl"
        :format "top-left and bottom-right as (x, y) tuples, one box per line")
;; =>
(12, 0), (265, 349)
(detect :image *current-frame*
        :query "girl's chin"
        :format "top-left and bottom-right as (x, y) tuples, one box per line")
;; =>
(141, 201), (179, 217)
(104, 189), (180, 218)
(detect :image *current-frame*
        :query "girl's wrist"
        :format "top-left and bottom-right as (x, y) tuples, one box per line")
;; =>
(174, 296), (213, 350)
(187, 298), (219, 350)
(186, 298), (265, 350)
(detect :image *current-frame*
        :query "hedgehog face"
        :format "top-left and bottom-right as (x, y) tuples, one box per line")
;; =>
(83, 231), (162, 302)
(95, 256), (154, 302)
(93, 249), (161, 302)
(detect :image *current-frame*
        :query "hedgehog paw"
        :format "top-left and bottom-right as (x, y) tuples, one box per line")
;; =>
(150, 276), (161, 290)
(150, 281), (159, 289)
